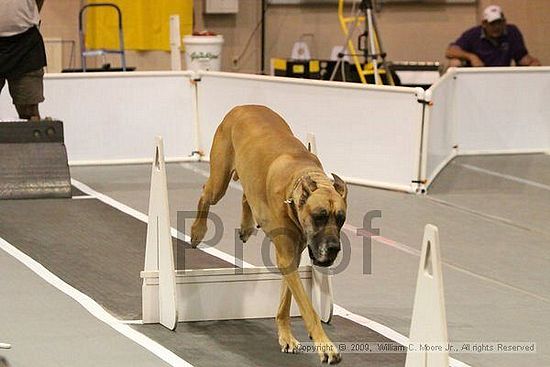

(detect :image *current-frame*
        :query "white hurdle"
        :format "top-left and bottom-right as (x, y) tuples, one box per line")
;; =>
(142, 137), (178, 330)
(405, 225), (449, 367)
(141, 136), (334, 326)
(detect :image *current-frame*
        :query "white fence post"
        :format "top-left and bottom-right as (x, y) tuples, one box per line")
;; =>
(169, 15), (182, 71)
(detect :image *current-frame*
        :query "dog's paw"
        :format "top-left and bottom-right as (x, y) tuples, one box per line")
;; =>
(190, 236), (200, 248)
(317, 342), (341, 365)
(239, 226), (255, 243)
(279, 333), (301, 354)
(190, 222), (207, 248)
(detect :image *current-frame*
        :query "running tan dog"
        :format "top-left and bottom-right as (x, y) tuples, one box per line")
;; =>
(191, 105), (346, 364)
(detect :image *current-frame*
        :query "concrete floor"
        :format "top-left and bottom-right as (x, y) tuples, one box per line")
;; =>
(0, 153), (548, 366)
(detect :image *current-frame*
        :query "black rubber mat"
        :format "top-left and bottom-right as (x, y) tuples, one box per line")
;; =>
(0, 121), (70, 199)
(134, 316), (405, 367)
(0, 143), (71, 199)
(0, 198), (232, 319)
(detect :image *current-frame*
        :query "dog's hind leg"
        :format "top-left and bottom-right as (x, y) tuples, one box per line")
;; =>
(191, 128), (234, 248)
(277, 280), (301, 353)
(239, 194), (256, 243)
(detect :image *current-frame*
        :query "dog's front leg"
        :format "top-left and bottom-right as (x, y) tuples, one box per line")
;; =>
(283, 271), (341, 364)
(276, 280), (300, 353)
(275, 243), (341, 365)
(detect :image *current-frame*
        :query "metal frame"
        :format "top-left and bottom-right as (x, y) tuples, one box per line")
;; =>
(79, 3), (127, 72)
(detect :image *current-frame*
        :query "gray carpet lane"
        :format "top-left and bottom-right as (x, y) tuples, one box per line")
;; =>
(133, 316), (405, 367)
(0, 198), (231, 320)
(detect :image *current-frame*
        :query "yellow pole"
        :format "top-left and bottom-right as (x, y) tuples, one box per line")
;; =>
(338, 0), (367, 84)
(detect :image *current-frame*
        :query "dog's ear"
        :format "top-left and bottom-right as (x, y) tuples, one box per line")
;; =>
(332, 173), (347, 199)
(302, 175), (318, 194)
(297, 175), (317, 207)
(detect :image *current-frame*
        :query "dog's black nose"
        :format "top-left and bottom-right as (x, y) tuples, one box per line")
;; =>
(323, 242), (340, 257)
(313, 241), (340, 267)
(318, 240), (341, 260)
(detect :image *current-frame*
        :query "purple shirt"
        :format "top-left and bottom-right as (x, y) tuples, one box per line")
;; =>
(453, 24), (528, 66)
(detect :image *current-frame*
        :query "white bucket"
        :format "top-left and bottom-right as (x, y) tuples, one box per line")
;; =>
(183, 35), (224, 72)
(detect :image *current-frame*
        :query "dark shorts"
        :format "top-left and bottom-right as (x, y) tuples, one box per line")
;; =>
(0, 68), (44, 105)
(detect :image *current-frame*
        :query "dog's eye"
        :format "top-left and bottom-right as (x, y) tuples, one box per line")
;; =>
(313, 210), (328, 226)
(335, 212), (346, 227)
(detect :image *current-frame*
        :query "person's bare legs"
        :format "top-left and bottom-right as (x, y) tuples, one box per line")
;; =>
(15, 104), (40, 120)
(9, 69), (44, 121)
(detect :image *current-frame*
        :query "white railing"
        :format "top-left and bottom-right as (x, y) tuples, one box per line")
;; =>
(195, 72), (425, 193)
(422, 71), (458, 185)
(422, 67), (550, 187)
(1, 71), (197, 164)
(452, 67), (550, 154)
(2, 67), (549, 192)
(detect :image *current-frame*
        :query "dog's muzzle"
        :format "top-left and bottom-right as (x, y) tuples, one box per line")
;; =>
(308, 239), (341, 267)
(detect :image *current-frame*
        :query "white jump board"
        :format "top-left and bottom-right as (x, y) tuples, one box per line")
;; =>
(141, 266), (311, 323)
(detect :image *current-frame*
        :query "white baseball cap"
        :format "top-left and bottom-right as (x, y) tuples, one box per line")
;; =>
(483, 5), (504, 23)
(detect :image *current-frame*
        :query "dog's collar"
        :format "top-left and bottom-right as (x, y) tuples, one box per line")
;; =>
(285, 175), (307, 230)
(284, 177), (303, 205)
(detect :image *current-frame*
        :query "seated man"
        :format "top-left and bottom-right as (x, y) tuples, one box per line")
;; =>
(446, 5), (540, 67)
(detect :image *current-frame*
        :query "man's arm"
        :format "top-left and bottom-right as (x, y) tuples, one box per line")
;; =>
(36, 0), (45, 11)
(518, 54), (541, 66)
(508, 25), (540, 66)
(445, 45), (485, 67)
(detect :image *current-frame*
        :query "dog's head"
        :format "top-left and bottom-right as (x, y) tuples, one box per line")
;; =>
(290, 173), (347, 267)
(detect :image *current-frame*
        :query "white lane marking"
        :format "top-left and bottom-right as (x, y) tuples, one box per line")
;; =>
(332, 304), (406, 345)
(72, 195), (95, 200)
(70, 180), (148, 221)
(121, 319), (144, 325)
(458, 163), (550, 192)
(0, 237), (192, 367)
(179, 163), (473, 366)
(70, 179), (254, 268)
